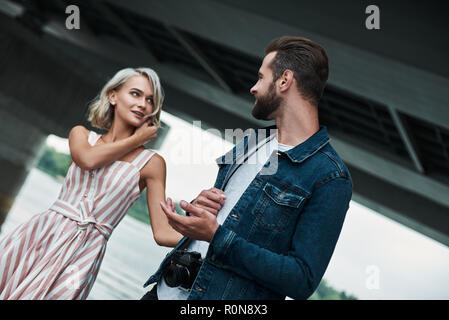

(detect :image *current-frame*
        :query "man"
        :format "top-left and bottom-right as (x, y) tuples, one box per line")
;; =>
(142, 36), (353, 300)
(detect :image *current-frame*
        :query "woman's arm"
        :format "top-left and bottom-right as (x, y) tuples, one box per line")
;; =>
(141, 153), (183, 247)
(68, 124), (155, 170)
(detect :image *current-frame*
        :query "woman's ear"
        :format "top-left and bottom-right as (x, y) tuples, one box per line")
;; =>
(108, 90), (117, 106)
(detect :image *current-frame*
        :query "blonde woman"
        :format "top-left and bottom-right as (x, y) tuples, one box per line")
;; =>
(0, 67), (183, 299)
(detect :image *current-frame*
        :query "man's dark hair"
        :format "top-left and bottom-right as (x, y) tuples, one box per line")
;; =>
(265, 36), (329, 106)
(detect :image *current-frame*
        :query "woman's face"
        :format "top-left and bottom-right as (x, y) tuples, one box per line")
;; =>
(109, 75), (155, 127)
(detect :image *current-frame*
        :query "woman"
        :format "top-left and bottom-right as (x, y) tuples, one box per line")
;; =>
(0, 67), (183, 299)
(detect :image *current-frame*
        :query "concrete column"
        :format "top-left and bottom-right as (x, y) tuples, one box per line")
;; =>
(0, 108), (47, 229)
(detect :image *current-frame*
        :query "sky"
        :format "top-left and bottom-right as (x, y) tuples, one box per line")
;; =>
(47, 111), (449, 300)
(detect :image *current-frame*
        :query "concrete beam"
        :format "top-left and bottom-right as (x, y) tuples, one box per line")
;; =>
(106, 0), (449, 131)
(349, 164), (449, 248)
(331, 136), (449, 209)
(165, 25), (232, 93)
(0, 0), (24, 17)
(0, 14), (102, 137)
(389, 107), (425, 174)
(32, 17), (449, 210)
(38, 19), (269, 130)
(95, 0), (158, 64)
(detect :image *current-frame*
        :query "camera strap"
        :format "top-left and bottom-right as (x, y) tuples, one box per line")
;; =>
(178, 237), (193, 251)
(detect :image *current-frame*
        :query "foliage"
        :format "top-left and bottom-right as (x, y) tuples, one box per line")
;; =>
(126, 192), (151, 224)
(309, 278), (357, 300)
(36, 146), (71, 179)
(127, 193), (186, 225)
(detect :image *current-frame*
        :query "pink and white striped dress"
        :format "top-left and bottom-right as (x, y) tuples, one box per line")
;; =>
(0, 130), (155, 300)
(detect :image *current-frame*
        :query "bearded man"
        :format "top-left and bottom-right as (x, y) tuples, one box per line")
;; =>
(142, 36), (353, 300)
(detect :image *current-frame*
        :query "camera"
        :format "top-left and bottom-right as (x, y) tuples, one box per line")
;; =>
(162, 249), (203, 290)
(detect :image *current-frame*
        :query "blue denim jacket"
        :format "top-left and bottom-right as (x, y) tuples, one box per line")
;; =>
(143, 125), (353, 300)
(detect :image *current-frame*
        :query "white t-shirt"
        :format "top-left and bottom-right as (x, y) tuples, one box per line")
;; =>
(157, 135), (293, 300)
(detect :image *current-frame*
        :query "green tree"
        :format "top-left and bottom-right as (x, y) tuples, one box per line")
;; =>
(36, 146), (71, 179)
(126, 194), (186, 225)
(308, 278), (357, 300)
(126, 192), (151, 224)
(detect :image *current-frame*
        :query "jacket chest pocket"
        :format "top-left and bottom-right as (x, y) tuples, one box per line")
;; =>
(252, 182), (307, 231)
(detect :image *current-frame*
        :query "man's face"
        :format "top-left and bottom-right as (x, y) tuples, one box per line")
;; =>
(250, 52), (282, 120)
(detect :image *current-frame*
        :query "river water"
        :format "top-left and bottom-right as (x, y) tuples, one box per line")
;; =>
(0, 168), (171, 300)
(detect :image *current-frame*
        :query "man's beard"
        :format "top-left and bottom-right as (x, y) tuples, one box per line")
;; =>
(251, 82), (282, 120)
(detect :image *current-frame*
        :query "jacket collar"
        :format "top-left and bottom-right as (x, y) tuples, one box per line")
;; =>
(278, 124), (330, 163)
(216, 124), (330, 165)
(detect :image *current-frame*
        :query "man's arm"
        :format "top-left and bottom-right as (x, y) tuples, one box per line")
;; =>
(209, 177), (352, 299)
(167, 176), (352, 299)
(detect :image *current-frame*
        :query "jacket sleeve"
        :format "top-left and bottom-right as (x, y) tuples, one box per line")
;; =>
(206, 176), (353, 299)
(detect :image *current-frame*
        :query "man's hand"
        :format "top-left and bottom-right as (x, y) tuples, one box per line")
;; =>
(191, 188), (226, 216)
(160, 198), (219, 242)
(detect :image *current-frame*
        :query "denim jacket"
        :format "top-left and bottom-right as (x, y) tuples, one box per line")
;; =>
(143, 125), (353, 300)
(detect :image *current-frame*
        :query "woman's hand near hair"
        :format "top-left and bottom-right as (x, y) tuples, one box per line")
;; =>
(69, 125), (142, 170)
(133, 118), (158, 146)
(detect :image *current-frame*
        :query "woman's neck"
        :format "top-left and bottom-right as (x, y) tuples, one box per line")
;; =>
(102, 121), (135, 143)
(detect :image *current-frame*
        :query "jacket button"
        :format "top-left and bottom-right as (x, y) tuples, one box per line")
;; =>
(230, 213), (239, 220)
(195, 285), (206, 293)
(83, 194), (88, 198)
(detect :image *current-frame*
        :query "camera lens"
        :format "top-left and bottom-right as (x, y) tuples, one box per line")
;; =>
(163, 264), (190, 288)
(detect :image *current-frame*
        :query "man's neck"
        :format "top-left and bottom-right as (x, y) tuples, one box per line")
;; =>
(274, 101), (320, 146)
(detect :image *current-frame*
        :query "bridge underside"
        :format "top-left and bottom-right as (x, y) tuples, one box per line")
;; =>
(0, 0), (448, 246)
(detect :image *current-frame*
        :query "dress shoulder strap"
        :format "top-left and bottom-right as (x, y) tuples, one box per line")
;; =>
(87, 130), (102, 147)
(132, 149), (156, 171)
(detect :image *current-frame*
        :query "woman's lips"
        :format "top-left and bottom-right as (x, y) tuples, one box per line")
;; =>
(132, 111), (144, 119)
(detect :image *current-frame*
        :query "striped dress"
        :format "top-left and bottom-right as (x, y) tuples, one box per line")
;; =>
(0, 130), (155, 300)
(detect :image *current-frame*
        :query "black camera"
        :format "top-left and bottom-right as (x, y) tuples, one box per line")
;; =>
(162, 249), (203, 290)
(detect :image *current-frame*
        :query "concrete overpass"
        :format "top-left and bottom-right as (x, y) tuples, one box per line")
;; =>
(1, 0), (449, 247)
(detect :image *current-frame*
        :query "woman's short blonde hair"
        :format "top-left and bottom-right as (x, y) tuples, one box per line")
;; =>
(88, 67), (164, 130)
